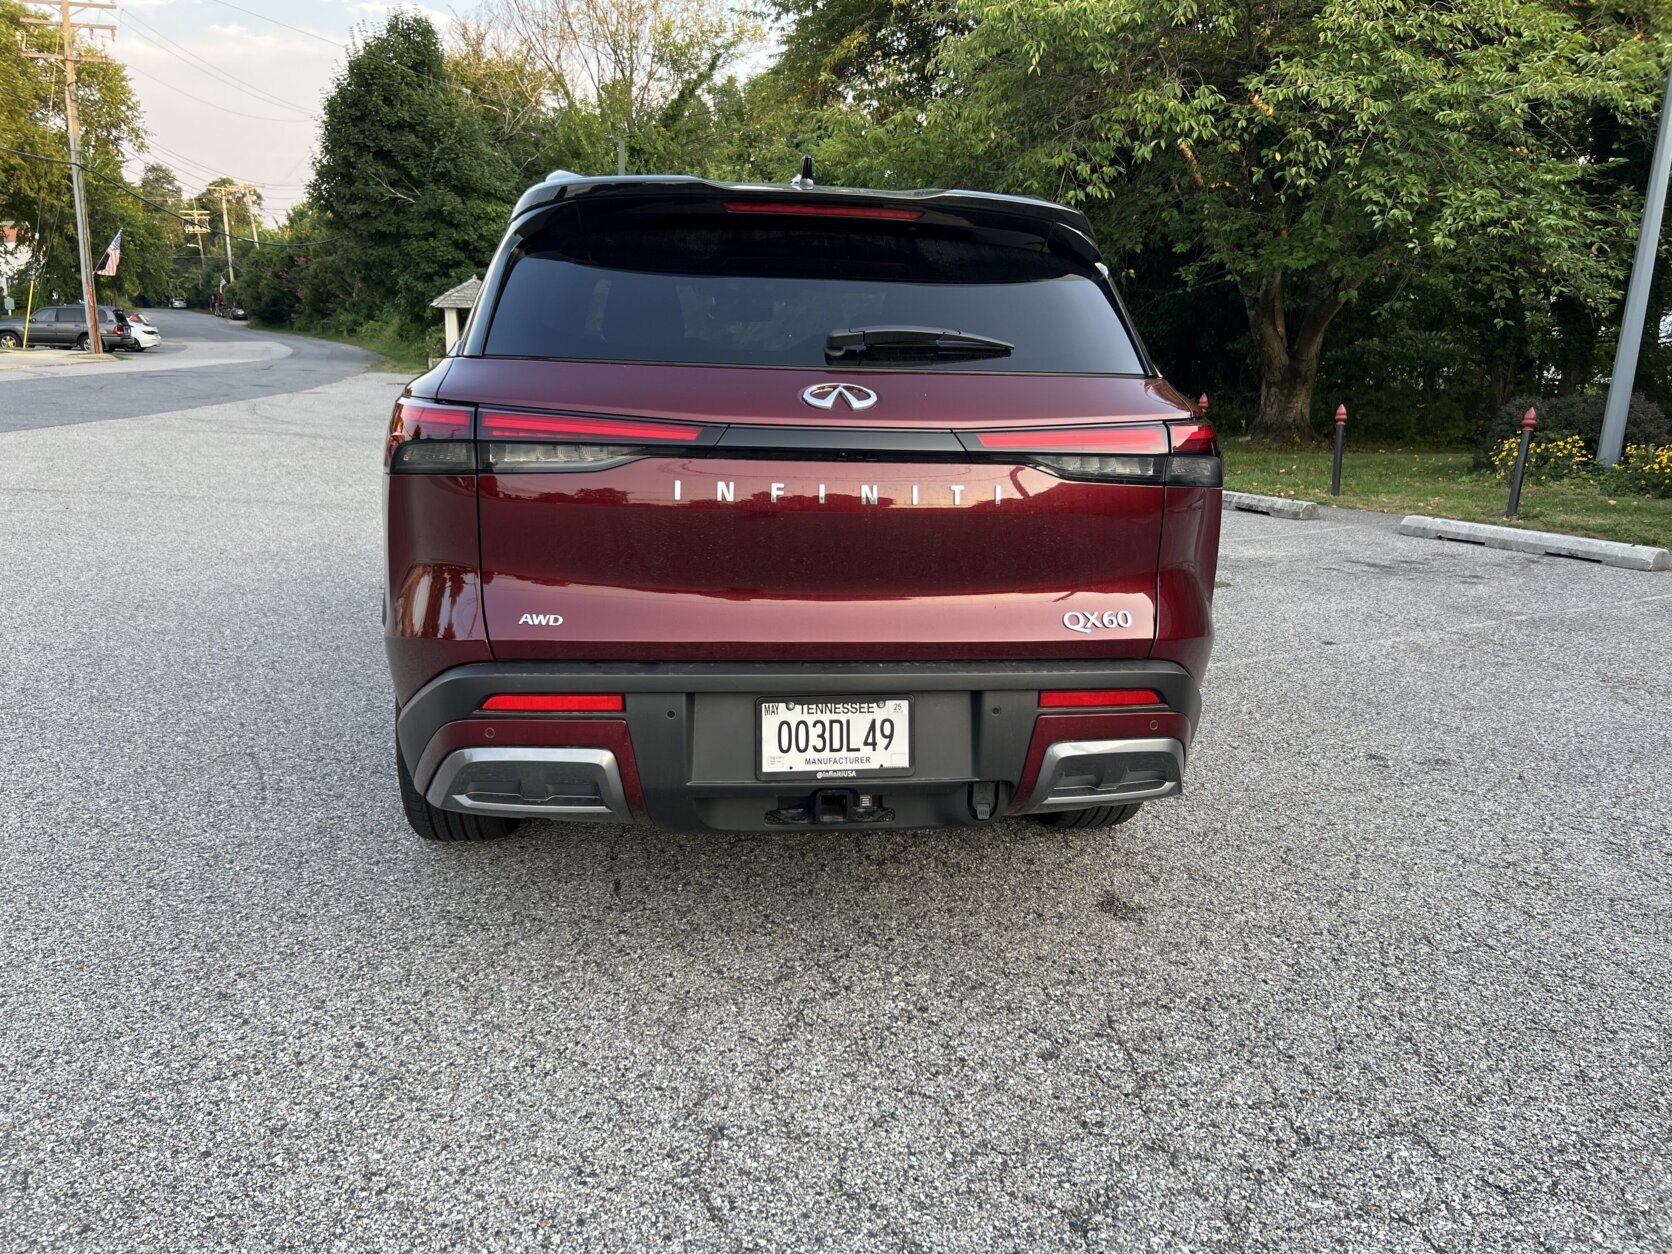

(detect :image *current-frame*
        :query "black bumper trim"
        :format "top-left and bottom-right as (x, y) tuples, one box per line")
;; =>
(398, 660), (1199, 833)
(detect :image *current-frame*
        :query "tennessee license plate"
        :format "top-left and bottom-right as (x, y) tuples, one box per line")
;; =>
(758, 697), (912, 780)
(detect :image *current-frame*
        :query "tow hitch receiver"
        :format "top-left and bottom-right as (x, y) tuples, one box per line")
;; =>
(766, 789), (894, 826)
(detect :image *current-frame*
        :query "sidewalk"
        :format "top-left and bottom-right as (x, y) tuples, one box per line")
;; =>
(0, 349), (127, 371)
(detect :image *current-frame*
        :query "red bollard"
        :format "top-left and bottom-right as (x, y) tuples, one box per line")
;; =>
(1506, 407), (1537, 518)
(1330, 404), (1347, 496)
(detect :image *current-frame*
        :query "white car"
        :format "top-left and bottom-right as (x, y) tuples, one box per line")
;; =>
(167, 296), (188, 309)
(119, 310), (162, 351)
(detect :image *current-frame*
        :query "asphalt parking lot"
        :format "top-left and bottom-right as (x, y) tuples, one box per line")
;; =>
(1, 361), (1669, 1250)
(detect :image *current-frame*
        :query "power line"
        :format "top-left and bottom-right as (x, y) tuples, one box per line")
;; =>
(200, 0), (344, 49)
(0, 143), (339, 247)
(123, 62), (317, 124)
(119, 12), (319, 117)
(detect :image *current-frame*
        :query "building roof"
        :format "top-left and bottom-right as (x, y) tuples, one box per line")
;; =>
(430, 275), (481, 309)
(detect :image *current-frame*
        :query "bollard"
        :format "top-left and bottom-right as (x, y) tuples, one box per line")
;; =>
(1330, 404), (1347, 496)
(1505, 407), (1537, 518)
(1197, 392), (1209, 418)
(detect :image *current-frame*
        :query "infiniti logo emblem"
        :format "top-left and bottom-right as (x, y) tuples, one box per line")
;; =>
(801, 383), (878, 411)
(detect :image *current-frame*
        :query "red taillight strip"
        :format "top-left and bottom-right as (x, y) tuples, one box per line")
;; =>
(1167, 421), (1219, 455)
(723, 200), (924, 221)
(479, 411), (705, 442)
(971, 424), (1169, 455)
(394, 399), (473, 437)
(481, 693), (625, 712)
(1040, 689), (1165, 708)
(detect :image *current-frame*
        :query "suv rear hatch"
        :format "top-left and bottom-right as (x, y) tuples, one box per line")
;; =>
(422, 183), (1213, 662)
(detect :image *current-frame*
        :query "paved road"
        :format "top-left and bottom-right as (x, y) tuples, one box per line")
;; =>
(1, 347), (1669, 1250)
(0, 309), (373, 432)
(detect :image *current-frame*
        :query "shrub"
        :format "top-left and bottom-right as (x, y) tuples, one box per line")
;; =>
(1489, 433), (1592, 480)
(1613, 444), (1672, 499)
(1476, 392), (1669, 465)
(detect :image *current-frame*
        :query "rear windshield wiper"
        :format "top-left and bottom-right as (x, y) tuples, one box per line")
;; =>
(825, 325), (1015, 364)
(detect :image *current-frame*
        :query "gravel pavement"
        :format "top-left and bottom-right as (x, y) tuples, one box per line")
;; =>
(1, 361), (1669, 1251)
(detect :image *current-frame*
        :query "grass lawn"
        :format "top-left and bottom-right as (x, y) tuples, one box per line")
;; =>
(1222, 447), (1672, 548)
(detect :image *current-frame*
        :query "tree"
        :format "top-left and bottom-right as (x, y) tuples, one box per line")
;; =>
(762, 0), (958, 112)
(452, 0), (760, 177)
(310, 13), (515, 328)
(895, 0), (1664, 442)
(0, 0), (151, 301)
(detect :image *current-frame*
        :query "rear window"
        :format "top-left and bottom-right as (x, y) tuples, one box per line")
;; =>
(481, 202), (1146, 374)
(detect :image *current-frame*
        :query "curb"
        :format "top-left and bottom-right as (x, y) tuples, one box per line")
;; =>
(1223, 490), (1320, 521)
(0, 351), (127, 370)
(1398, 516), (1671, 572)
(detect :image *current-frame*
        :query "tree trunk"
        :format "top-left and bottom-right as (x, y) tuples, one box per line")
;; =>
(1254, 356), (1321, 446)
(1244, 270), (1342, 447)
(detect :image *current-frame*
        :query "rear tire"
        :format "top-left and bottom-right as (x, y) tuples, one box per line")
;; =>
(1031, 803), (1142, 830)
(397, 737), (521, 842)
(0, 330), (19, 348)
(74, 333), (90, 350)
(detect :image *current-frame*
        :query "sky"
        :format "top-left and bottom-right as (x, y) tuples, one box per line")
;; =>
(111, 0), (466, 221)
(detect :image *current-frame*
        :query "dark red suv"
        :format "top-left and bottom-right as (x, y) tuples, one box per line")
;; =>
(384, 172), (1221, 840)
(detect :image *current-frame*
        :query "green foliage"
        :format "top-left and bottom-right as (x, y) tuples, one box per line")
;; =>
(0, 0), (172, 304)
(310, 13), (515, 330)
(785, 0), (1671, 445)
(1613, 443), (1672, 497)
(763, 0), (959, 111)
(1483, 392), (1670, 463)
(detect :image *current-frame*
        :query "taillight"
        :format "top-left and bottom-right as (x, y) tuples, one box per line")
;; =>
(480, 693), (625, 712)
(386, 398), (473, 471)
(957, 421), (1221, 487)
(1041, 689), (1165, 708)
(1165, 420), (1222, 487)
(960, 424), (1168, 483)
(478, 409), (717, 473)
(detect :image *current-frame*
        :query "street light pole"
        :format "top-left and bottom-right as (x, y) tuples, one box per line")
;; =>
(1598, 55), (1672, 467)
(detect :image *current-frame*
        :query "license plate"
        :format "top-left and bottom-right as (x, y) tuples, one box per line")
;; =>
(758, 697), (912, 780)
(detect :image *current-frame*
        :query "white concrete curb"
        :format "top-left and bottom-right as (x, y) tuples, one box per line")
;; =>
(1223, 490), (1320, 521)
(1398, 516), (1671, 572)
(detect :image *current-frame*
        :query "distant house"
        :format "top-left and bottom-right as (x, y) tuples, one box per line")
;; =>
(0, 225), (33, 304)
(431, 274), (482, 352)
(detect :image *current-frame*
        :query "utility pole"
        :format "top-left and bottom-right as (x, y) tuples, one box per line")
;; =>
(1599, 55), (1672, 467)
(181, 208), (209, 275)
(214, 184), (236, 281)
(240, 184), (261, 247)
(22, 1), (117, 357)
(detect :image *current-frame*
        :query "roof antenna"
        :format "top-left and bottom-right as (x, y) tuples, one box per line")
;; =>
(791, 155), (814, 190)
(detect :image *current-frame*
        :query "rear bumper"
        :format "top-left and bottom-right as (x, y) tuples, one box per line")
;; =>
(397, 661), (1201, 833)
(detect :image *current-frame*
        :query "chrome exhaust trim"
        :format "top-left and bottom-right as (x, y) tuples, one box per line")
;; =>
(426, 747), (632, 821)
(1021, 737), (1185, 813)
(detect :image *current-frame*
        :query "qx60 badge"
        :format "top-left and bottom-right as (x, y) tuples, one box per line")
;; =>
(801, 383), (878, 411)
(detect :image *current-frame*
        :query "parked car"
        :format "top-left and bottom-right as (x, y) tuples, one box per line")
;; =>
(114, 308), (161, 351)
(0, 304), (136, 352)
(168, 296), (188, 309)
(224, 304), (247, 321)
(384, 171), (1222, 842)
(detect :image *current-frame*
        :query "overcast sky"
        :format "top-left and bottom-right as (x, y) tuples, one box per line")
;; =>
(114, 0), (466, 220)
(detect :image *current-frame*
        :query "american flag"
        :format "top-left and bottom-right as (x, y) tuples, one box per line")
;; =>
(96, 230), (122, 277)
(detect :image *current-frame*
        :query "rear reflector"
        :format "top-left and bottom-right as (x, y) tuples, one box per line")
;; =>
(481, 693), (625, 713)
(969, 425), (1169, 455)
(723, 200), (924, 221)
(479, 411), (705, 443)
(1040, 689), (1164, 708)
